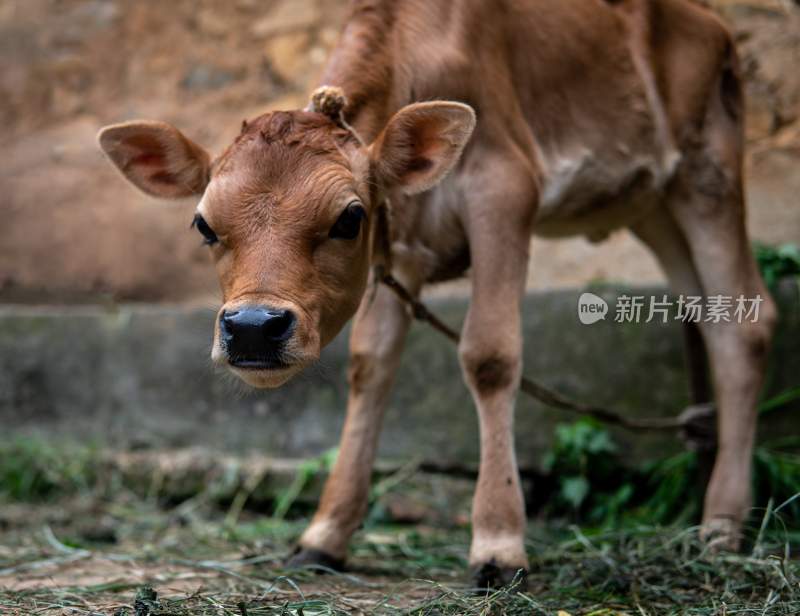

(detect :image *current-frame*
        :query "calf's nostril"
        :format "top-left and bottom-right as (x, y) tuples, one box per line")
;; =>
(219, 312), (233, 337)
(262, 310), (295, 341)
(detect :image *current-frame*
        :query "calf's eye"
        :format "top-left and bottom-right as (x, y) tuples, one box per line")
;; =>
(329, 202), (366, 240)
(191, 213), (218, 245)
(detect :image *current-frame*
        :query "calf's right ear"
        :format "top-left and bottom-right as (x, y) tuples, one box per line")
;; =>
(97, 121), (211, 199)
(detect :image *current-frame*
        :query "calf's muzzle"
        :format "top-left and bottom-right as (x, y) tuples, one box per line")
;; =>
(219, 307), (296, 368)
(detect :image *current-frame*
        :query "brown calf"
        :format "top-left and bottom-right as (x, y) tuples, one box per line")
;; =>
(99, 0), (776, 588)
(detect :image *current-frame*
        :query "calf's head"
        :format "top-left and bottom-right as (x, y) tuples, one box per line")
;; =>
(98, 94), (474, 388)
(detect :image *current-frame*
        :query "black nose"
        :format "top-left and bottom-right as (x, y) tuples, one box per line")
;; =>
(220, 307), (296, 367)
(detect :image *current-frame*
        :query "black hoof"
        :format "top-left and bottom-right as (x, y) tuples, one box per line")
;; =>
(470, 560), (528, 592)
(285, 547), (345, 572)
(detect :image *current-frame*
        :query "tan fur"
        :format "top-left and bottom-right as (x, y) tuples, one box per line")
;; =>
(98, 0), (775, 574)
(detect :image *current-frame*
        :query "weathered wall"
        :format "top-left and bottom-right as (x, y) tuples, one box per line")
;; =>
(2, 284), (798, 467)
(1, 0), (799, 302)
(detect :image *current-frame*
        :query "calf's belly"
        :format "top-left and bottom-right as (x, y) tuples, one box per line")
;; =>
(532, 149), (678, 241)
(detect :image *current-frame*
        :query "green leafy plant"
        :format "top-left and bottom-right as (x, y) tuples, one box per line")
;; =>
(542, 418), (635, 523)
(754, 242), (800, 289)
(541, 419), (800, 531)
(627, 445), (800, 530)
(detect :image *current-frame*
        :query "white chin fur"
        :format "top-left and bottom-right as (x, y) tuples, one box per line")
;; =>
(229, 365), (300, 389)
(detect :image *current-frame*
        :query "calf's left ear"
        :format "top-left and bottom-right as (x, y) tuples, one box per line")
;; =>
(369, 102), (476, 195)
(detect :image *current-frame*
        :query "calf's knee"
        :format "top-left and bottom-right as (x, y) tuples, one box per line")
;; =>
(459, 348), (520, 397)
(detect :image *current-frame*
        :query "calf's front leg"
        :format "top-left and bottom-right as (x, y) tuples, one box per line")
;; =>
(288, 277), (415, 568)
(459, 169), (536, 588)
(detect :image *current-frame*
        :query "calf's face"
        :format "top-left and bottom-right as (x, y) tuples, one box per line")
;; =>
(98, 102), (474, 388)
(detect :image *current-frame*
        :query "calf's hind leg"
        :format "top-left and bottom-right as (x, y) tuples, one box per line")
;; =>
(668, 180), (776, 549)
(635, 188), (775, 550)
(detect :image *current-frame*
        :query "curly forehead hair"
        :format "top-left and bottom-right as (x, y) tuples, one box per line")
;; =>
(212, 110), (360, 174)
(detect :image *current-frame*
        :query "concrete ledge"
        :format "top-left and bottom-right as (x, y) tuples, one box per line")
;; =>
(1, 283), (798, 468)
